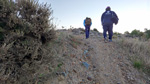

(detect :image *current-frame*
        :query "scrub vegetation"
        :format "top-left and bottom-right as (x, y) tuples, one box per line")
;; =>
(0, 0), (150, 84)
(0, 0), (55, 83)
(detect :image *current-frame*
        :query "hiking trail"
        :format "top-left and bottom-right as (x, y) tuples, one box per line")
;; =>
(45, 29), (149, 84)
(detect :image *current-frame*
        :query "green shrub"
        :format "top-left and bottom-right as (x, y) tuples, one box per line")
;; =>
(93, 28), (98, 32)
(130, 29), (143, 37)
(124, 31), (130, 35)
(0, 32), (4, 41)
(0, 0), (55, 42)
(133, 60), (143, 70)
(0, 0), (55, 83)
(114, 32), (121, 35)
(144, 29), (150, 40)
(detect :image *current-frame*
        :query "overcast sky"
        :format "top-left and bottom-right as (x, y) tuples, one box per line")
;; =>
(39, 0), (150, 33)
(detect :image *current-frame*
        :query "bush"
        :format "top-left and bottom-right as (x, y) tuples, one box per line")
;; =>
(130, 29), (144, 37)
(113, 32), (121, 35)
(0, 0), (55, 42)
(133, 60), (143, 70)
(124, 31), (130, 35)
(0, 0), (55, 83)
(93, 28), (98, 32)
(144, 29), (150, 40)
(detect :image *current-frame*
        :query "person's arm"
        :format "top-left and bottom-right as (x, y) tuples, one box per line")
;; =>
(112, 11), (119, 25)
(113, 11), (119, 20)
(101, 13), (104, 25)
(83, 20), (85, 26)
(90, 21), (92, 26)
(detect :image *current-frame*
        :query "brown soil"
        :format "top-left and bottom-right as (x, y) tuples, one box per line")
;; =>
(1, 29), (149, 84)
(45, 29), (149, 84)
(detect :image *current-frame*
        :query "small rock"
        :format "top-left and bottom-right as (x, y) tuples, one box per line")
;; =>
(93, 65), (96, 69)
(48, 67), (53, 72)
(79, 58), (83, 63)
(56, 72), (60, 75)
(56, 72), (67, 77)
(58, 75), (65, 81)
(86, 54), (90, 57)
(104, 74), (109, 77)
(0, 59), (3, 63)
(87, 76), (92, 81)
(127, 75), (134, 81)
(63, 53), (67, 57)
(56, 73), (58, 75)
(73, 69), (77, 73)
(84, 50), (88, 55)
(82, 62), (90, 69)
(148, 77), (150, 81)
(72, 61), (76, 65)
(82, 79), (85, 82)
(62, 72), (67, 77)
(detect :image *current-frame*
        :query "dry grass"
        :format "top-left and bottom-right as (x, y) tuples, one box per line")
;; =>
(68, 35), (82, 49)
(115, 37), (150, 75)
(37, 31), (83, 83)
(0, 0), (56, 83)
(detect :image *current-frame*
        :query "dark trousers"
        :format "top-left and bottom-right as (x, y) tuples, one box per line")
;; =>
(85, 25), (90, 39)
(103, 24), (113, 40)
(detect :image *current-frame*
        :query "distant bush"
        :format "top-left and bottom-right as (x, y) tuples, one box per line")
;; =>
(144, 28), (150, 40)
(112, 32), (122, 39)
(0, 0), (55, 83)
(130, 29), (144, 37)
(93, 28), (98, 32)
(124, 31), (130, 35)
(122, 29), (150, 41)
(114, 32), (121, 35)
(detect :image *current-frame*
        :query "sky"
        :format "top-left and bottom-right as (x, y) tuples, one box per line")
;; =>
(39, 0), (150, 33)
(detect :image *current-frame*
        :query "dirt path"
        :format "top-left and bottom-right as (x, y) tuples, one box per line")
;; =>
(70, 31), (147, 84)
(84, 36), (126, 84)
(47, 30), (148, 84)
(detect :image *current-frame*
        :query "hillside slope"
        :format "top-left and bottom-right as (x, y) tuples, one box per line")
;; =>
(44, 28), (149, 84)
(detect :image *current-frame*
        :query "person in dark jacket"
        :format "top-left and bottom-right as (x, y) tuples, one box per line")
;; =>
(101, 6), (119, 42)
(83, 17), (92, 39)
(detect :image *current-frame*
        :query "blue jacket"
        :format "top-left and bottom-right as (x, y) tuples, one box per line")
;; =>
(83, 19), (92, 27)
(101, 11), (118, 25)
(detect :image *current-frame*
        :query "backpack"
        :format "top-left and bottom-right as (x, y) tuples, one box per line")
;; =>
(111, 12), (118, 25)
(85, 18), (91, 26)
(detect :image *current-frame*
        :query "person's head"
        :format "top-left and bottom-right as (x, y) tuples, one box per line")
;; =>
(106, 6), (111, 11)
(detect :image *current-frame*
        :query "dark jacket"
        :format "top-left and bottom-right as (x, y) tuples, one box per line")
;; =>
(101, 11), (118, 25)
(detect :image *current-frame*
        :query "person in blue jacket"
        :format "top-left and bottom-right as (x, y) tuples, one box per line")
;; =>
(101, 6), (119, 42)
(83, 17), (92, 39)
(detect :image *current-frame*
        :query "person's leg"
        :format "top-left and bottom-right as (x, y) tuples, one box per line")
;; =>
(108, 25), (113, 41)
(87, 26), (90, 38)
(103, 25), (108, 39)
(85, 25), (89, 39)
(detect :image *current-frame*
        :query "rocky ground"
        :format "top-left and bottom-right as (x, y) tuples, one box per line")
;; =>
(41, 28), (149, 84)
(2, 28), (148, 84)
